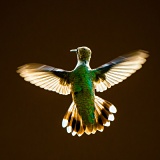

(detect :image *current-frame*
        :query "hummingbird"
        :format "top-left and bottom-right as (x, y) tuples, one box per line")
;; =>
(17, 46), (149, 137)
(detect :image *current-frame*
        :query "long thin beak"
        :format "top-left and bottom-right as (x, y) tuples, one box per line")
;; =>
(70, 49), (77, 53)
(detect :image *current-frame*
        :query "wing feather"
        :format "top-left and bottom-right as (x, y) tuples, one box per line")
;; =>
(17, 63), (71, 95)
(92, 50), (149, 92)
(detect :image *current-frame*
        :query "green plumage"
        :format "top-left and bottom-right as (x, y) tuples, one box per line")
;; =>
(70, 64), (95, 125)
(17, 46), (148, 136)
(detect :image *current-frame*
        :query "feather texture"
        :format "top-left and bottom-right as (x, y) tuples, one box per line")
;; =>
(17, 47), (149, 137)
(17, 63), (71, 95)
(93, 50), (149, 92)
(62, 96), (116, 136)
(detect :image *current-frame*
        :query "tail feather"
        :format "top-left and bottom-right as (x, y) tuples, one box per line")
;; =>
(66, 109), (74, 133)
(62, 96), (117, 137)
(92, 124), (97, 134)
(94, 109), (104, 132)
(77, 114), (84, 136)
(62, 102), (75, 128)
(95, 96), (117, 113)
(85, 124), (93, 135)
(71, 110), (77, 136)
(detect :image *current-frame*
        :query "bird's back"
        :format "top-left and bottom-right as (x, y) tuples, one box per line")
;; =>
(70, 64), (95, 125)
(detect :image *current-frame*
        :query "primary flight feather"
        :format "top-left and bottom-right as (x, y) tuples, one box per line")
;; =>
(17, 46), (149, 136)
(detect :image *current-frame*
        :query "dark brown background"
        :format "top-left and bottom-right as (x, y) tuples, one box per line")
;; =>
(1, 0), (160, 160)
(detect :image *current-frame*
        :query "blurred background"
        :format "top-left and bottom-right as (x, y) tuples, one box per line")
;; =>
(1, 0), (159, 160)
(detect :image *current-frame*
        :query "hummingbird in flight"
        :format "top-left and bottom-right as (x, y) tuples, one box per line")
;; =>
(17, 46), (148, 137)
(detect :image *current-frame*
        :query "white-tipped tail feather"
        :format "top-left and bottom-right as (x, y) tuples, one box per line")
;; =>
(62, 96), (117, 137)
(109, 105), (117, 113)
(62, 119), (68, 128)
(72, 131), (77, 136)
(67, 126), (72, 133)
(104, 121), (110, 127)
(108, 114), (115, 121)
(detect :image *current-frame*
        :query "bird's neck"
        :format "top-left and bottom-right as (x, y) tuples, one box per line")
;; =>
(75, 60), (91, 69)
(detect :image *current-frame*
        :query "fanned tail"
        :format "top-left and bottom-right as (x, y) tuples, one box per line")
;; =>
(62, 102), (85, 137)
(62, 96), (117, 137)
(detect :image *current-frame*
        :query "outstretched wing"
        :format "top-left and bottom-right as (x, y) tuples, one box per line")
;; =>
(91, 50), (149, 92)
(17, 63), (71, 95)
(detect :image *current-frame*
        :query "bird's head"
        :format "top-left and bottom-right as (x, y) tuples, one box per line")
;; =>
(70, 46), (92, 62)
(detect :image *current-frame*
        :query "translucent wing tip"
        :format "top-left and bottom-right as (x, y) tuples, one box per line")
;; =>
(137, 50), (149, 58)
